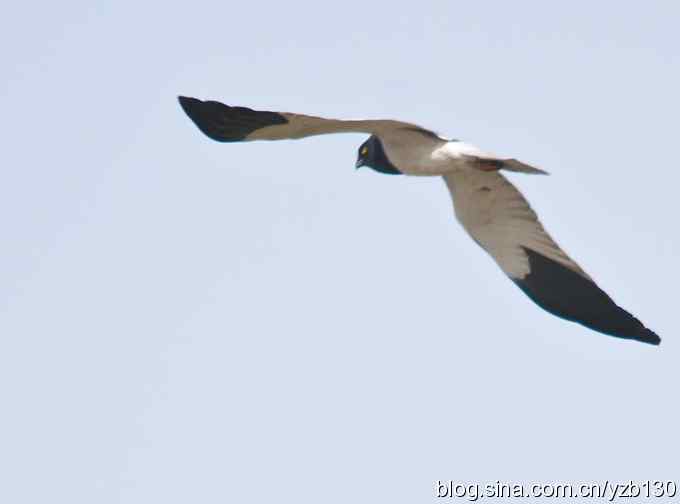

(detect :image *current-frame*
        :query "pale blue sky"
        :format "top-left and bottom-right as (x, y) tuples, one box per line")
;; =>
(1, 1), (678, 502)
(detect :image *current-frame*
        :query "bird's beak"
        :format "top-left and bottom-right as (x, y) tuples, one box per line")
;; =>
(355, 158), (365, 169)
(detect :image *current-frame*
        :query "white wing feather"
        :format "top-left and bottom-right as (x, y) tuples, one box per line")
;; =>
(442, 170), (589, 280)
(178, 96), (433, 142)
(249, 113), (426, 140)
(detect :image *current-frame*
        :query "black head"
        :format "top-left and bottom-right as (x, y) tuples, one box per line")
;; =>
(355, 136), (402, 175)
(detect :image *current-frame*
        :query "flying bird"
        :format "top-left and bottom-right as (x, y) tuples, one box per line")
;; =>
(178, 96), (660, 345)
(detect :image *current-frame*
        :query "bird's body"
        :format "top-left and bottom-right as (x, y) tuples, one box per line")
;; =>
(372, 130), (448, 175)
(178, 96), (660, 345)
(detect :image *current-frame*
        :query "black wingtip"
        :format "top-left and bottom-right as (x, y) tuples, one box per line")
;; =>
(177, 95), (229, 142)
(177, 95), (287, 143)
(177, 95), (198, 115)
(514, 247), (661, 346)
(177, 96), (208, 134)
(637, 328), (661, 346)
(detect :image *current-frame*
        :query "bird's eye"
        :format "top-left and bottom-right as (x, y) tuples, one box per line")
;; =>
(361, 146), (368, 156)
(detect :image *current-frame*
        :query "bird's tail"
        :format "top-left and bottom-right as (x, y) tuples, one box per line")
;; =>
(501, 158), (549, 175)
(471, 156), (549, 175)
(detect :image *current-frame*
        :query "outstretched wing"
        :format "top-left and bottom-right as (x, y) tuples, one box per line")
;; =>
(178, 96), (431, 142)
(443, 170), (660, 345)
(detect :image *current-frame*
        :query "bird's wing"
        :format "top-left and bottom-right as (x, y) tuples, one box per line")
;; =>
(178, 96), (432, 142)
(442, 170), (660, 344)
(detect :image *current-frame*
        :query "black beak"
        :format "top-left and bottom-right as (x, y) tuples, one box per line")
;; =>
(355, 158), (365, 169)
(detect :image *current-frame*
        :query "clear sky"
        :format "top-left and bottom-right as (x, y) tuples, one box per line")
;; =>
(1, 1), (678, 502)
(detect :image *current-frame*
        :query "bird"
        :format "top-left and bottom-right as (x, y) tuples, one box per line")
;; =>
(178, 95), (660, 345)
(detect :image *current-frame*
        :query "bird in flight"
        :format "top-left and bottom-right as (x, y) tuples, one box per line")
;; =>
(178, 96), (660, 345)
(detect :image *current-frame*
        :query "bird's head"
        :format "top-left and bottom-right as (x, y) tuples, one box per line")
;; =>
(355, 136), (402, 175)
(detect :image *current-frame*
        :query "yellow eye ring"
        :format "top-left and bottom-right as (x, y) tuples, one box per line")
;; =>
(361, 146), (368, 156)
